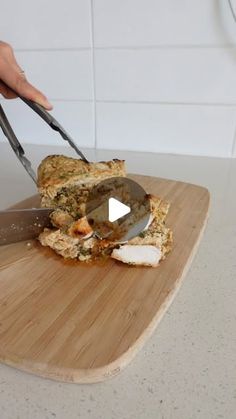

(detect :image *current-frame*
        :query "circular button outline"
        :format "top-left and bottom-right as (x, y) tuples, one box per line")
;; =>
(85, 177), (151, 242)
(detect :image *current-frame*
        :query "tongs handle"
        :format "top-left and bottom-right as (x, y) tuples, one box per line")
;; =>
(0, 97), (88, 185)
(21, 98), (89, 163)
(0, 104), (37, 183)
(21, 97), (57, 126)
(0, 104), (24, 155)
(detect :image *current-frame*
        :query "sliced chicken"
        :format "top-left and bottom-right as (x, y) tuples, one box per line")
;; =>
(50, 209), (74, 228)
(39, 228), (98, 261)
(111, 244), (162, 267)
(39, 228), (80, 259)
(37, 154), (172, 267)
(67, 217), (93, 239)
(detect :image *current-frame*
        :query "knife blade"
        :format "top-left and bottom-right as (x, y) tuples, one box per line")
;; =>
(0, 208), (53, 246)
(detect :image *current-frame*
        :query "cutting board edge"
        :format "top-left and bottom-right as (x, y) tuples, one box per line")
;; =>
(0, 192), (210, 384)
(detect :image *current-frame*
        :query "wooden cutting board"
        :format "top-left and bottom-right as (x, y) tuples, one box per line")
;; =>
(0, 175), (209, 383)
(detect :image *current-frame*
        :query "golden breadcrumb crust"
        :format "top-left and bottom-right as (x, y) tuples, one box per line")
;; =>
(38, 155), (126, 195)
(37, 155), (126, 217)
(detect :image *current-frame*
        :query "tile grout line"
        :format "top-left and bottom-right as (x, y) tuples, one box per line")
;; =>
(90, 0), (98, 151)
(1, 98), (236, 108)
(94, 44), (236, 50)
(232, 139), (236, 156)
(14, 44), (236, 53)
(230, 115), (236, 157)
(15, 47), (91, 52)
(94, 100), (236, 108)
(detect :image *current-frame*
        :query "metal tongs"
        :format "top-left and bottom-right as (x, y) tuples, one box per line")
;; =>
(0, 97), (88, 184)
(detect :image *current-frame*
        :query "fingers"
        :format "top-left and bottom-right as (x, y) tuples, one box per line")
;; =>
(0, 41), (52, 110)
(0, 81), (17, 99)
(14, 76), (53, 110)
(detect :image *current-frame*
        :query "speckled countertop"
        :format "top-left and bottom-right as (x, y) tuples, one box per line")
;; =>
(0, 143), (235, 419)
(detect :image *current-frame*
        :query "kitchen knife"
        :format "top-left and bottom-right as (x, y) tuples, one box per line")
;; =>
(0, 208), (53, 246)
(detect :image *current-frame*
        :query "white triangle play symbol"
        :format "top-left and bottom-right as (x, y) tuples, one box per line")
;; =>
(108, 197), (131, 223)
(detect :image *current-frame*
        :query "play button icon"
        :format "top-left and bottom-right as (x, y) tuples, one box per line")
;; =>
(85, 177), (151, 242)
(108, 197), (131, 222)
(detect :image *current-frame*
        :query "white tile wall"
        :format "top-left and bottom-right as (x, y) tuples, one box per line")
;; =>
(1, 0), (236, 157)
(93, 0), (236, 47)
(95, 48), (236, 104)
(0, 0), (92, 49)
(15, 51), (93, 101)
(0, 99), (94, 148)
(96, 102), (236, 157)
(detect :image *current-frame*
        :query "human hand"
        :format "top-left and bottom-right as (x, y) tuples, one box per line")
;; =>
(0, 41), (52, 110)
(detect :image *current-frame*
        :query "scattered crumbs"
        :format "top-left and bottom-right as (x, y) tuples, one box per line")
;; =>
(34, 222), (42, 228)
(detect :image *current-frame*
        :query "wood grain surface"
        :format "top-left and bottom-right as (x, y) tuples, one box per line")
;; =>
(0, 175), (210, 383)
